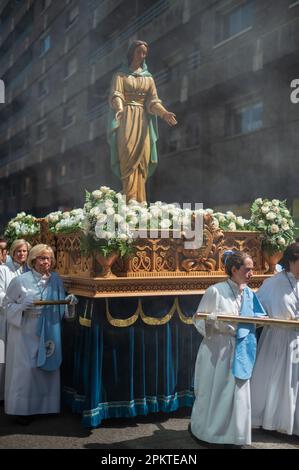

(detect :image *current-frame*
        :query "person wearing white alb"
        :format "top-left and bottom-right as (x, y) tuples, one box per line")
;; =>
(251, 242), (299, 436)
(190, 251), (265, 446)
(3, 244), (77, 424)
(0, 239), (31, 401)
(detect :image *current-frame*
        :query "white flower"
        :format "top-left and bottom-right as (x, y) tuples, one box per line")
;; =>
(277, 237), (286, 246)
(272, 199), (280, 206)
(226, 211), (237, 221)
(270, 224), (279, 234)
(255, 198), (263, 205)
(106, 207), (115, 216)
(104, 199), (114, 208)
(261, 205), (270, 214)
(92, 190), (103, 199)
(95, 213), (107, 223)
(160, 219), (172, 229)
(266, 212), (276, 221)
(228, 222), (237, 231)
(99, 186), (111, 193)
(236, 216), (245, 227)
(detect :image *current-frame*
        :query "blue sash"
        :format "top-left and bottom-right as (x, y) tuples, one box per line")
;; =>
(232, 286), (266, 380)
(36, 272), (65, 371)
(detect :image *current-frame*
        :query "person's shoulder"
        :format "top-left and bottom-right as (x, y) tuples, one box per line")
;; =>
(205, 282), (224, 296)
(213, 281), (230, 292)
(260, 271), (284, 290)
(0, 264), (10, 274)
(18, 271), (32, 281)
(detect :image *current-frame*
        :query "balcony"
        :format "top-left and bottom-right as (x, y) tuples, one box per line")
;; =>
(90, 0), (171, 66)
(91, 0), (183, 83)
(0, 0), (31, 46)
(262, 17), (299, 65)
(90, 0), (123, 27)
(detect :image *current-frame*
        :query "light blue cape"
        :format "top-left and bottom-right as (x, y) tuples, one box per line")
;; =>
(232, 286), (266, 380)
(36, 272), (66, 371)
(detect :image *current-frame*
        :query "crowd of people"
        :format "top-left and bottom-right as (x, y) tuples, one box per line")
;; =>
(191, 244), (299, 446)
(0, 238), (77, 425)
(0, 232), (299, 444)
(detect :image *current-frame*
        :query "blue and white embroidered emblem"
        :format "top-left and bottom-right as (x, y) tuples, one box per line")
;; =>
(45, 340), (55, 358)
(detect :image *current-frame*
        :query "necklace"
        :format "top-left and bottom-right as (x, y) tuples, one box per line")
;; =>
(226, 280), (242, 313)
(284, 271), (299, 310)
(31, 272), (49, 301)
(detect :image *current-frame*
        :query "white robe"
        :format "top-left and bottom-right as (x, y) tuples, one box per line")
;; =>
(251, 271), (299, 435)
(190, 279), (251, 445)
(0, 261), (24, 400)
(3, 270), (70, 416)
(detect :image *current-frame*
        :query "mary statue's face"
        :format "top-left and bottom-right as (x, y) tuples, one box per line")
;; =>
(132, 44), (148, 66)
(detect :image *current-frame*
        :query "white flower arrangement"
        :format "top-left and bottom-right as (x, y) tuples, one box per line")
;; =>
(212, 211), (250, 231)
(249, 198), (295, 253)
(4, 212), (40, 246)
(81, 187), (135, 257)
(46, 209), (85, 234)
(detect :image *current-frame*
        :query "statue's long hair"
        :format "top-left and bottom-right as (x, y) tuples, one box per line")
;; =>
(127, 40), (149, 67)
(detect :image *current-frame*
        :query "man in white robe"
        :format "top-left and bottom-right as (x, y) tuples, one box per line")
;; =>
(190, 251), (257, 446)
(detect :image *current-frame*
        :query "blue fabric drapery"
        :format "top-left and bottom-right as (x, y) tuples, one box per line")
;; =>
(62, 295), (201, 428)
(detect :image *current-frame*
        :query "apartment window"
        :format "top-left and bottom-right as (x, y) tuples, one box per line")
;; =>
(64, 56), (77, 79)
(41, 0), (51, 12)
(66, 5), (79, 29)
(185, 117), (200, 147)
(22, 176), (30, 195)
(59, 163), (67, 182)
(227, 101), (263, 136)
(10, 182), (17, 199)
(40, 34), (51, 56)
(63, 103), (76, 128)
(38, 77), (49, 98)
(46, 167), (52, 187)
(36, 120), (47, 142)
(69, 160), (79, 179)
(168, 128), (180, 153)
(215, 1), (253, 44)
(84, 156), (96, 176)
(188, 48), (201, 70)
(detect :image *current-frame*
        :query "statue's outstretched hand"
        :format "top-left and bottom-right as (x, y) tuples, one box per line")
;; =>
(115, 110), (124, 121)
(163, 111), (177, 126)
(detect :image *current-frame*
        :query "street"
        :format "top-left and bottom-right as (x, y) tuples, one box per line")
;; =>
(0, 405), (298, 450)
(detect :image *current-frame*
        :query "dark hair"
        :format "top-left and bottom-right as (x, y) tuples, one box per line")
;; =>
(222, 250), (252, 277)
(279, 242), (299, 271)
(127, 40), (148, 67)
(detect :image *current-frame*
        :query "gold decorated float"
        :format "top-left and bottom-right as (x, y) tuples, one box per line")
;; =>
(32, 215), (269, 298)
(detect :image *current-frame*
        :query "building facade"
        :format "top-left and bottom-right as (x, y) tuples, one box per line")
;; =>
(1, 0), (299, 230)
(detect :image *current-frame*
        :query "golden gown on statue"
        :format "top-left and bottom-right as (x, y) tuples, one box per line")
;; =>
(109, 72), (161, 202)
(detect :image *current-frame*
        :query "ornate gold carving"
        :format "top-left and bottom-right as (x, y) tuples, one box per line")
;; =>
(26, 218), (267, 299)
(61, 274), (269, 298)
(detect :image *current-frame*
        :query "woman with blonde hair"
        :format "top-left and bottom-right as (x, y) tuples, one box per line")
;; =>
(0, 239), (31, 402)
(3, 244), (77, 424)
